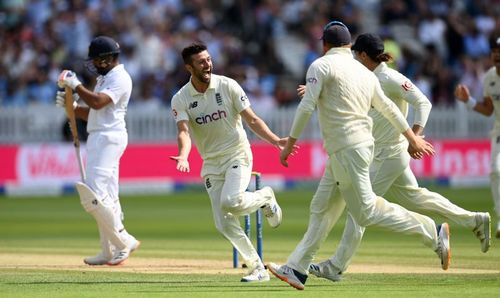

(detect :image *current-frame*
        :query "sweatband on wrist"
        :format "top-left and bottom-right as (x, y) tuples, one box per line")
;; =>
(465, 97), (477, 109)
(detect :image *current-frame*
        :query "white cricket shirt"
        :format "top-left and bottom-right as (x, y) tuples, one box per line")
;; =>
(289, 47), (410, 154)
(370, 62), (431, 148)
(171, 74), (251, 160)
(87, 64), (132, 133)
(483, 66), (500, 135)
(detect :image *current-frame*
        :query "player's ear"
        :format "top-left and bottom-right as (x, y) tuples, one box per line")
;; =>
(185, 63), (193, 73)
(356, 51), (367, 61)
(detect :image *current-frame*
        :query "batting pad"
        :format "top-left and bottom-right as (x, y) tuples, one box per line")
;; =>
(75, 182), (127, 250)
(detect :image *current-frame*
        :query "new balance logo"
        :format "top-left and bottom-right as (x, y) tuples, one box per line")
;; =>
(205, 178), (212, 189)
(189, 101), (198, 109)
(195, 110), (227, 124)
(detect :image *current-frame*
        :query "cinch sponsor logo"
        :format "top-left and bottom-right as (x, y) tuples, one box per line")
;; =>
(195, 110), (227, 124)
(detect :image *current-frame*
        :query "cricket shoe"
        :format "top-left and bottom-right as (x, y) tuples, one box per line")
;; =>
(261, 187), (282, 228)
(472, 212), (490, 253)
(240, 266), (270, 282)
(83, 252), (113, 266)
(436, 223), (451, 270)
(128, 238), (141, 252)
(267, 262), (307, 290)
(107, 248), (131, 266)
(308, 260), (342, 282)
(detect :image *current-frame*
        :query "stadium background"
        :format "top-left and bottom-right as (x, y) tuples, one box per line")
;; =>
(2, 2), (500, 296)
(1, 0), (499, 195)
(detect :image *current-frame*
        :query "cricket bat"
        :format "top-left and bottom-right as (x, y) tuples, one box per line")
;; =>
(65, 86), (86, 182)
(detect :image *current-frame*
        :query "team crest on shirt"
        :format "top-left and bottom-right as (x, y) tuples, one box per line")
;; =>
(401, 80), (412, 91)
(490, 81), (495, 87)
(216, 93), (223, 105)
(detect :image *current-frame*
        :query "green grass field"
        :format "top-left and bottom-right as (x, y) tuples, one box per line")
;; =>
(1, 186), (500, 297)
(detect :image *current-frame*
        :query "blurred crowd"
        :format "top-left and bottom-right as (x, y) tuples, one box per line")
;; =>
(0, 0), (499, 112)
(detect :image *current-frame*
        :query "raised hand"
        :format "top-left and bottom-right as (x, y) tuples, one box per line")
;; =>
(57, 70), (82, 90)
(454, 84), (470, 102)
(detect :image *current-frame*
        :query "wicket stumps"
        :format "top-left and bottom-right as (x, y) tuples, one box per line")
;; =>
(232, 171), (263, 268)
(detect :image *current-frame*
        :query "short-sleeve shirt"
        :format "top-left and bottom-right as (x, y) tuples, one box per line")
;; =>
(171, 74), (251, 160)
(87, 64), (132, 133)
(483, 67), (500, 135)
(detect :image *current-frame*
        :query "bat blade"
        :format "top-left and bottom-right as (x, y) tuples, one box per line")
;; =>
(64, 86), (86, 182)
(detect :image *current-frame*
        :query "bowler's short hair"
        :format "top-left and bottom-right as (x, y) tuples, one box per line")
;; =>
(182, 43), (207, 65)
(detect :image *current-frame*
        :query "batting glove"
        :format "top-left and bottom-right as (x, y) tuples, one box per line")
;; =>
(57, 70), (82, 90)
(56, 90), (79, 110)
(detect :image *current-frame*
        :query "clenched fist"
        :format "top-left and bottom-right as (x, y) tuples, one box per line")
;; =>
(57, 70), (82, 90)
(55, 90), (78, 111)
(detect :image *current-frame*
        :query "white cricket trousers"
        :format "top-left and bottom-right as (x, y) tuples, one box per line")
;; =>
(203, 150), (271, 270)
(286, 141), (438, 275)
(86, 131), (135, 252)
(286, 158), (346, 274)
(330, 146), (476, 271)
(489, 135), (500, 219)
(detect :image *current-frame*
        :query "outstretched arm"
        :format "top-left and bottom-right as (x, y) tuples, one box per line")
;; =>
(455, 84), (493, 116)
(241, 107), (282, 148)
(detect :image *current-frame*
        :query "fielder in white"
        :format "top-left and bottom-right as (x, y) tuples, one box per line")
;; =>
(267, 22), (449, 291)
(170, 43), (293, 282)
(56, 36), (140, 266)
(455, 32), (500, 237)
(307, 33), (491, 283)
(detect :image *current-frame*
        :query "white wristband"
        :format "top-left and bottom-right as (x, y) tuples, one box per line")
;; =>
(465, 97), (477, 109)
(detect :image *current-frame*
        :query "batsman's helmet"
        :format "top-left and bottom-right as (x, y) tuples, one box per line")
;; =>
(490, 33), (500, 50)
(87, 36), (120, 59)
